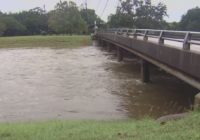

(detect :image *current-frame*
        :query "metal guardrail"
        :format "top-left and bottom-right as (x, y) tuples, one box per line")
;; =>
(98, 28), (200, 51)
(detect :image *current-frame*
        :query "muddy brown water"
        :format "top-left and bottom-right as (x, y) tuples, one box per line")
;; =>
(0, 44), (198, 122)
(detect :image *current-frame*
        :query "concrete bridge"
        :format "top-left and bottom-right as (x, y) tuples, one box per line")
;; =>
(94, 28), (200, 106)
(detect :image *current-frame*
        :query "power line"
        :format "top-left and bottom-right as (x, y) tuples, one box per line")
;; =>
(85, 0), (89, 25)
(96, 0), (102, 12)
(101, 0), (109, 17)
(113, 0), (119, 13)
(85, 0), (87, 10)
(116, 0), (120, 8)
(82, 0), (85, 6)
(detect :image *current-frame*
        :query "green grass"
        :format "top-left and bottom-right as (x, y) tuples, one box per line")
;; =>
(0, 35), (92, 48)
(0, 111), (200, 140)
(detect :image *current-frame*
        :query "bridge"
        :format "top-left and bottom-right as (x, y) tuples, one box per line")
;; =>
(94, 28), (200, 97)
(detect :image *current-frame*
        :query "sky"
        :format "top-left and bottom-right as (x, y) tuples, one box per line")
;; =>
(0, 0), (200, 22)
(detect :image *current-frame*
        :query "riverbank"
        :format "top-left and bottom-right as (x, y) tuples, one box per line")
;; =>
(0, 111), (199, 140)
(0, 35), (92, 48)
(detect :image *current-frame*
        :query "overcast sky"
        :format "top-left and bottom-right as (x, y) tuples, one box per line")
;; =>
(0, 0), (200, 22)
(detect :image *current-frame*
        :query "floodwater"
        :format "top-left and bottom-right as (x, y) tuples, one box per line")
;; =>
(0, 44), (198, 122)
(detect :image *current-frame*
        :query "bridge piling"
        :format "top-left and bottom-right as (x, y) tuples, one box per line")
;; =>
(141, 59), (150, 83)
(194, 93), (200, 109)
(98, 40), (102, 47)
(117, 47), (123, 62)
(102, 40), (106, 47)
(106, 43), (112, 52)
(98, 39), (103, 47)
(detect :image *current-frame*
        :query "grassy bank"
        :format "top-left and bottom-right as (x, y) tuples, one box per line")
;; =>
(0, 111), (199, 140)
(0, 35), (92, 48)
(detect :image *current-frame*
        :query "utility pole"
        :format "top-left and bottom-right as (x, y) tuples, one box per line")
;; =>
(43, 4), (46, 13)
(94, 20), (98, 34)
(85, 0), (87, 10)
(85, 0), (89, 33)
(85, 0), (88, 24)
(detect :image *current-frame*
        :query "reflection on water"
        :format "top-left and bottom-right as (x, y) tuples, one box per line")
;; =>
(0, 45), (198, 121)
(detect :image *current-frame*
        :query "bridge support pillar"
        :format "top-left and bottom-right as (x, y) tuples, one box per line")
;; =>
(99, 40), (102, 46)
(194, 93), (200, 109)
(106, 43), (112, 52)
(98, 40), (102, 46)
(117, 47), (123, 62)
(102, 41), (105, 47)
(141, 59), (150, 83)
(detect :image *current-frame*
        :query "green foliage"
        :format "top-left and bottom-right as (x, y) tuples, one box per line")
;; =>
(14, 7), (48, 35)
(179, 7), (200, 31)
(80, 9), (104, 32)
(0, 1), (101, 36)
(81, 9), (97, 26)
(108, 0), (168, 29)
(48, 1), (87, 34)
(108, 13), (135, 28)
(167, 22), (180, 30)
(0, 21), (6, 36)
(0, 15), (27, 36)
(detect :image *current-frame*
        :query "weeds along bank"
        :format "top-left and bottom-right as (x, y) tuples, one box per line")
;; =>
(0, 35), (92, 48)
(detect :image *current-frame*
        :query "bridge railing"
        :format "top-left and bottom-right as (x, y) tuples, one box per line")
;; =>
(98, 28), (200, 51)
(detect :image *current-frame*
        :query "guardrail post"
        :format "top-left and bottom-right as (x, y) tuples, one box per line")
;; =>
(134, 30), (137, 39)
(114, 31), (117, 41)
(159, 31), (164, 45)
(126, 30), (129, 37)
(183, 32), (191, 50)
(141, 59), (150, 82)
(144, 30), (148, 41)
(117, 47), (123, 62)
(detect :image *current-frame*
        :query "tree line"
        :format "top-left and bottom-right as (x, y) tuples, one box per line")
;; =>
(108, 0), (200, 31)
(169, 7), (200, 31)
(0, 0), (200, 37)
(0, 1), (103, 36)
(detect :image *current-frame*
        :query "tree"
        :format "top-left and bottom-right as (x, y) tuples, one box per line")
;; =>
(108, 0), (167, 29)
(0, 1), (103, 36)
(0, 13), (6, 36)
(167, 22), (180, 30)
(179, 7), (200, 31)
(80, 9), (104, 33)
(108, 13), (135, 28)
(1, 15), (27, 36)
(14, 7), (48, 35)
(0, 22), (6, 36)
(48, 1), (87, 34)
